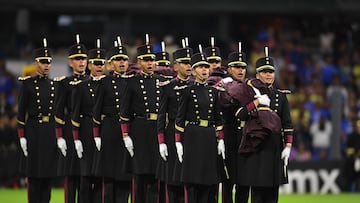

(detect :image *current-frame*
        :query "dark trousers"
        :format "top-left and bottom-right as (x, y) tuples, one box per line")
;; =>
(27, 177), (52, 203)
(251, 186), (279, 203)
(158, 181), (166, 203)
(102, 177), (131, 203)
(167, 184), (184, 203)
(93, 177), (102, 203)
(222, 180), (233, 203)
(184, 183), (217, 203)
(208, 184), (218, 203)
(78, 176), (102, 203)
(235, 185), (250, 203)
(64, 176), (80, 203)
(221, 182), (250, 203)
(132, 174), (158, 203)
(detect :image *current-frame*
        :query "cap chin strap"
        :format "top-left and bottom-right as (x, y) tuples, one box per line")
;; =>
(267, 83), (273, 88)
(194, 71), (206, 83)
(177, 73), (189, 81)
(37, 70), (48, 77)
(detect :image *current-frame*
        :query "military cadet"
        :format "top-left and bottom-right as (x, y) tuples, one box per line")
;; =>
(203, 37), (228, 202)
(120, 34), (161, 203)
(217, 42), (250, 203)
(154, 41), (176, 203)
(17, 38), (58, 203)
(92, 37), (132, 203)
(204, 37), (228, 86)
(174, 45), (225, 203)
(71, 39), (105, 203)
(156, 41), (193, 203)
(154, 41), (177, 79)
(55, 34), (89, 203)
(234, 47), (293, 203)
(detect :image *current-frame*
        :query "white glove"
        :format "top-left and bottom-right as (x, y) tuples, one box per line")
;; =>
(281, 146), (291, 166)
(123, 136), (134, 157)
(354, 158), (360, 172)
(217, 139), (225, 159)
(19, 137), (28, 157)
(255, 94), (270, 106)
(94, 137), (101, 151)
(57, 137), (67, 157)
(222, 77), (233, 84)
(159, 143), (168, 161)
(74, 140), (83, 159)
(175, 142), (183, 163)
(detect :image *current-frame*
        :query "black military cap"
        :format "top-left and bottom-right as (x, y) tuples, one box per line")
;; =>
(155, 51), (170, 66)
(255, 56), (275, 72)
(204, 46), (221, 62)
(33, 38), (52, 64)
(68, 43), (87, 59)
(88, 48), (106, 65)
(190, 52), (209, 69)
(227, 52), (247, 67)
(173, 48), (193, 63)
(107, 45), (129, 62)
(137, 44), (155, 60)
(33, 47), (52, 63)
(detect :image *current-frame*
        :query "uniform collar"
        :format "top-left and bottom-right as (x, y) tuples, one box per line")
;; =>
(141, 71), (153, 78)
(73, 72), (86, 79)
(194, 81), (207, 86)
(37, 73), (48, 79)
(176, 76), (190, 84)
(113, 71), (124, 78)
(90, 74), (97, 80)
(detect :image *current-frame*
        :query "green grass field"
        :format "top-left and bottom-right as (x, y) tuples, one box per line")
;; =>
(0, 188), (359, 203)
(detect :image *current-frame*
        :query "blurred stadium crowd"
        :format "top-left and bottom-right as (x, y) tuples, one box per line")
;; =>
(1, 16), (360, 188)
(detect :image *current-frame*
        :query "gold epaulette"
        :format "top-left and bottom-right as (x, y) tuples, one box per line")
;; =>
(93, 75), (106, 81)
(69, 80), (82, 85)
(159, 80), (170, 86)
(18, 76), (31, 81)
(53, 76), (66, 81)
(278, 89), (292, 94)
(246, 79), (254, 87)
(121, 74), (135, 79)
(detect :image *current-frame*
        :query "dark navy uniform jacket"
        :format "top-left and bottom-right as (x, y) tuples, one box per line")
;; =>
(120, 72), (162, 175)
(17, 75), (58, 177)
(156, 76), (193, 183)
(71, 76), (101, 175)
(55, 73), (89, 176)
(92, 73), (131, 180)
(175, 82), (224, 185)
